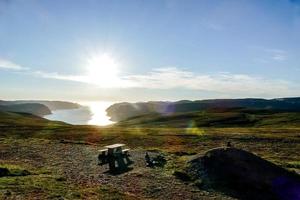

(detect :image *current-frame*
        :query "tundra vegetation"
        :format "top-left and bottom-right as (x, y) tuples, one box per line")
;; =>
(0, 109), (300, 199)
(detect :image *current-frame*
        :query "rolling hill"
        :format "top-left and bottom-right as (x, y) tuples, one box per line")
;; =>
(0, 100), (81, 110)
(114, 108), (300, 128)
(0, 111), (67, 127)
(0, 100), (81, 116)
(0, 103), (51, 116)
(107, 97), (300, 122)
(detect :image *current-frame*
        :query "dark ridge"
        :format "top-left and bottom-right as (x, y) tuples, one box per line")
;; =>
(0, 100), (81, 111)
(107, 97), (300, 122)
(0, 103), (51, 116)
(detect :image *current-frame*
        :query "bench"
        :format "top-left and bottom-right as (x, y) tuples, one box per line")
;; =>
(98, 149), (108, 165)
(98, 149), (108, 155)
(97, 144), (132, 171)
(122, 148), (130, 155)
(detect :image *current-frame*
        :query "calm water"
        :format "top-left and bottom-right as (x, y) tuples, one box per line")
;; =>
(44, 101), (115, 126)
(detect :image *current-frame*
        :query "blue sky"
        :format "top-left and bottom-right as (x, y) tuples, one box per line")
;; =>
(0, 0), (300, 102)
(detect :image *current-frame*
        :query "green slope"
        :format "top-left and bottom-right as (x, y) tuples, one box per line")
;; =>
(115, 108), (300, 128)
(106, 97), (300, 121)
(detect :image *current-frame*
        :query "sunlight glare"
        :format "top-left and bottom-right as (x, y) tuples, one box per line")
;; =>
(84, 101), (115, 126)
(86, 53), (121, 87)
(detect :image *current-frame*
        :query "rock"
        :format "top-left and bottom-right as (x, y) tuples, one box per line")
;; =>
(0, 167), (10, 177)
(187, 147), (300, 200)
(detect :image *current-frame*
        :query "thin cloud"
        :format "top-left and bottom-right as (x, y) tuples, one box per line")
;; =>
(2, 57), (296, 97)
(33, 70), (134, 88)
(250, 46), (288, 63)
(34, 67), (296, 97)
(265, 49), (288, 61)
(124, 67), (293, 96)
(0, 58), (28, 70)
(34, 71), (87, 82)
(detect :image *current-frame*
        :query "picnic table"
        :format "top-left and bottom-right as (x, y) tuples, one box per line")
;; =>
(98, 143), (132, 171)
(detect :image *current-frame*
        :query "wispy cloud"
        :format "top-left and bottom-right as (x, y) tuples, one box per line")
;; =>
(250, 46), (288, 63)
(33, 70), (134, 88)
(34, 71), (87, 83)
(124, 67), (293, 96)
(0, 58), (28, 70)
(1, 57), (296, 97)
(265, 49), (288, 61)
(33, 67), (296, 97)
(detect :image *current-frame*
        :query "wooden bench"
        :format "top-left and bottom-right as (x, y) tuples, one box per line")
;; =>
(98, 149), (108, 156)
(122, 148), (130, 155)
(98, 144), (132, 171)
(98, 149), (108, 165)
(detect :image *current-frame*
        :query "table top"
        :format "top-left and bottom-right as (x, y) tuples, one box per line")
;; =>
(105, 143), (125, 149)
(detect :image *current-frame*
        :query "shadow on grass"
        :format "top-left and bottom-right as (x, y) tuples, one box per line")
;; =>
(104, 167), (134, 175)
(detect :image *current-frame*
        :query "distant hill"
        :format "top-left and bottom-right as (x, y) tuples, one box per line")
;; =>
(115, 107), (300, 128)
(0, 111), (67, 127)
(107, 97), (300, 122)
(0, 100), (82, 116)
(0, 100), (81, 111)
(0, 103), (51, 116)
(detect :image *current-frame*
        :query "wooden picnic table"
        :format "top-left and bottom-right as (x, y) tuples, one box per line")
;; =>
(105, 143), (124, 155)
(98, 143), (132, 172)
(105, 143), (125, 149)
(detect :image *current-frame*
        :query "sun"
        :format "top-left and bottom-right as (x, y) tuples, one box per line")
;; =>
(85, 53), (121, 87)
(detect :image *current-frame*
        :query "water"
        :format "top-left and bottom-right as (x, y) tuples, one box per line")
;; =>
(44, 101), (115, 126)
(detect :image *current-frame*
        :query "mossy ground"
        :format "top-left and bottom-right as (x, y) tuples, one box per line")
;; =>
(0, 112), (299, 199)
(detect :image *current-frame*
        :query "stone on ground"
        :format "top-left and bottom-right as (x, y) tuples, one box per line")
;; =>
(187, 147), (300, 200)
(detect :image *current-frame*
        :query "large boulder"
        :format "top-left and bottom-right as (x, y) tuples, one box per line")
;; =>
(187, 147), (300, 200)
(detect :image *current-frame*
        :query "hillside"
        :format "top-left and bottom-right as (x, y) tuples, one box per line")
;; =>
(115, 108), (300, 128)
(0, 100), (81, 111)
(0, 100), (82, 117)
(106, 97), (300, 122)
(0, 103), (51, 116)
(0, 111), (67, 127)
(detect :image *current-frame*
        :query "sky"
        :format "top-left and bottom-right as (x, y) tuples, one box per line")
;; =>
(0, 0), (300, 102)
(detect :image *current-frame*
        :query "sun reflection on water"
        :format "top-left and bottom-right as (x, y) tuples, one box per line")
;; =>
(82, 101), (115, 126)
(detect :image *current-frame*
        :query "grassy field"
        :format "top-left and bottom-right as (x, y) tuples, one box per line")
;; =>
(0, 111), (300, 199)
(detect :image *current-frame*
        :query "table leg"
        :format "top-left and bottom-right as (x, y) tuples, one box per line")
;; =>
(108, 157), (116, 171)
(117, 157), (126, 169)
